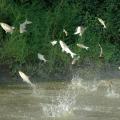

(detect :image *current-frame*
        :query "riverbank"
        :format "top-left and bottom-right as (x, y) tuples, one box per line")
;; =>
(0, 60), (120, 85)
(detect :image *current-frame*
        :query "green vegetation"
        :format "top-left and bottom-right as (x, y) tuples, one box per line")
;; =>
(0, 0), (120, 79)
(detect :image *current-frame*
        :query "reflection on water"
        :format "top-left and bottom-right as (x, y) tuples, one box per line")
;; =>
(0, 76), (120, 120)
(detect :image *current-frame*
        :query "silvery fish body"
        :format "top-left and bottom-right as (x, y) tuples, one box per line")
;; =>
(118, 67), (120, 70)
(77, 43), (89, 50)
(0, 22), (15, 33)
(74, 26), (86, 36)
(63, 29), (68, 36)
(98, 18), (106, 29)
(98, 43), (103, 58)
(59, 40), (76, 58)
(51, 40), (57, 46)
(20, 19), (32, 33)
(20, 24), (26, 33)
(38, 53), (47, 62)
(18, 71), (34, 87)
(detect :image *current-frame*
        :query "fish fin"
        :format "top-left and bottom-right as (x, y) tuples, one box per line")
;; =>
(71, 53), (76, 58)
(74, 32), (78, 35)
(103, 25), (107, 29)
(79, 33), (82, 36)
(12, 27), (15, 30)
(86, 47), (89, 50)
(25, 19), (32, 24)
(62, 49), (64, 52)
(44, 59), (47, 63)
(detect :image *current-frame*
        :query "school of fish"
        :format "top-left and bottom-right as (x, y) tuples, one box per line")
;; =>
(0, 17), (119, 84)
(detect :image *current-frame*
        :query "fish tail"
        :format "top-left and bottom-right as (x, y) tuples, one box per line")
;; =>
(86, 47), (89, 50)
(12, 26), (15, 29)
(71, 52), (76, 58)
(31, 83), (36, 88)
(104, 25), (107, 29)
(25, 19), (32, 24)
(62, 49), (64, 52)
(44, 59), (47, 63)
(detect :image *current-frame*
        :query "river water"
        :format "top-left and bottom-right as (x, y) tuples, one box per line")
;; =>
(0, 77), (120, 120)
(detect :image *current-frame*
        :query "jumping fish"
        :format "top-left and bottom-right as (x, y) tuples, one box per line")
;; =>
(97, 17), (106, 29)
(38, 53), (47, 62)
(18, 71), (35, 87)
(0, 22), (15, 33)
(63, 29), (68, 36)
(20, 19), (32, 33)
(51, 40), (57, 46)
(74, 26), (86, 36)
(59, 40), (76, 58)
(98, 43), (103, 58)
(118, 67), (120, 70)
(77, 43), (89, 50)
(71, 56), (80, 65)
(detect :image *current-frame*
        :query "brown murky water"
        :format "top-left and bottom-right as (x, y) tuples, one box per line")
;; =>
(0, 79), (120, 120)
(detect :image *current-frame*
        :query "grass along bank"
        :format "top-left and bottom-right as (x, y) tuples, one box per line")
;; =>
(0, 0), (120, 80)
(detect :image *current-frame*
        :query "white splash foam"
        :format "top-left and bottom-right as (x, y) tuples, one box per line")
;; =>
(42, 90), (76, 117)
(71, 75), (100, 93)
(82, 106), (93, 111)
(105, 89), (120, 98)
(71, 75), (88, 90)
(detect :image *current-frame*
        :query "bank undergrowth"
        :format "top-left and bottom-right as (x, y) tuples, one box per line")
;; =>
(0, 0), (120, 79)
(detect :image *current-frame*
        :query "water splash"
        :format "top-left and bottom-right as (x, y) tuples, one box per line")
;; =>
(42, 89), (77, 118)
(71, 74), (88, 90)
(36, 74), (120, 118)
(71, 74), (99, 92)
(82, 106), (93, 111)
(105, 89), (120, 98)
(97, 80), (120, 98)
(42, 103), (71, 118)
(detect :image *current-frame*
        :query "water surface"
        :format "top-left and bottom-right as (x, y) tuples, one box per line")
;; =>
(0, 79), (120, 120)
